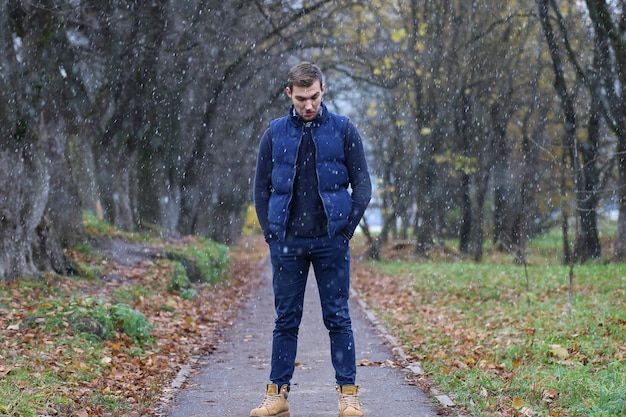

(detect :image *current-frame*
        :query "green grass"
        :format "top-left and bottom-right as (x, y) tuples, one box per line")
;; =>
(164, 237), (230, 284)
(355, 231), (626, 417)
(0, 212), (233, 416)
(0, 332), (119, 416)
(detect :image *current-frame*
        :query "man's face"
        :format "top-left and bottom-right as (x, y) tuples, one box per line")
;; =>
(286, 81), (325, 122)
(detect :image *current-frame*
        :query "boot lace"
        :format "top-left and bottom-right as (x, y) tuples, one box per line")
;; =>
(339, 393), (361, 410)
(259, 394), (280, 408)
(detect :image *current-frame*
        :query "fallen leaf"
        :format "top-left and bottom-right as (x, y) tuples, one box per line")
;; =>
(542, 389), (558, 402)
(549, 344), (569, 359)
(512, 397), (526, 409)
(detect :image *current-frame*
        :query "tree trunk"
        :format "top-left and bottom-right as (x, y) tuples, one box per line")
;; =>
(459, 173), (472, 254)
(0, 144), (50, 280)
(537, 0), (584, 264)
(511, 115), (537, 264)
(491, 102), (510, 251)
(38, 119), (85, 251)
(471, 169), (490, 262)
(573, 98), (602, 260)
(136, 143), (182, 233)
(615, 141), (626, 259)
(414, 160), (435, 255)
(95, 135), (137, 230)
(0, 0), (85, 279)
(583, 0), (626, 260)
(67, 130), (99, 215)
(35, 32), (87, 251)
(457, 89), (473, 255)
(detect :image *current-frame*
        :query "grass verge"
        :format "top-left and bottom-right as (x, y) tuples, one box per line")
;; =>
(352, 235), (626, 417)
(0, 214), (262, 417)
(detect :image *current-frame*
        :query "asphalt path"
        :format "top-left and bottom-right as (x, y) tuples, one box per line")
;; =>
(164, 259), (440, 417)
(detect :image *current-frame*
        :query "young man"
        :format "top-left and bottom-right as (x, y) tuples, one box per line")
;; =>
(252, 61), (372, 417)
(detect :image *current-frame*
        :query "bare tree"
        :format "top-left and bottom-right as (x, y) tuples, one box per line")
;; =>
(583, 0), (626, 260)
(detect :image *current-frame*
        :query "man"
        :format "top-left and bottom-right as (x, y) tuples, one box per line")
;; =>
(252, 61), (371, 417)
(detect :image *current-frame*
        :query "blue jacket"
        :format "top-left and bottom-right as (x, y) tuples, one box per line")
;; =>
(254, 103), (371, 241)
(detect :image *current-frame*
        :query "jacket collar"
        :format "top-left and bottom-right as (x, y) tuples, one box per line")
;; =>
(288, 102), (328, 128)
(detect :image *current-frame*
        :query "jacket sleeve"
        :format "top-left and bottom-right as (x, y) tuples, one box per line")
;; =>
(254, 128), (274, 242)
(343, 122), (372, 239)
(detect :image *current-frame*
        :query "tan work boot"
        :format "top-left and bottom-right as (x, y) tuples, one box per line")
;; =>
(337, 385), (363, 417)
(249, 383), (290, 417)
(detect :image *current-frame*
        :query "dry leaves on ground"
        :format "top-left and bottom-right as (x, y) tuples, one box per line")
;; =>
(0, 235), (268, 417)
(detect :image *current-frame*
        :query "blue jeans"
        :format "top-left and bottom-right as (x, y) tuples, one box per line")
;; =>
(268, 234), (356, 387)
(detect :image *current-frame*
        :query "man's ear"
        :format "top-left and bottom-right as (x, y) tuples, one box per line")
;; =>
(285, 87), (292, 98)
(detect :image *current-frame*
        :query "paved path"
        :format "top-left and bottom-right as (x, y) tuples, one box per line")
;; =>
(166, 259), (439, 417)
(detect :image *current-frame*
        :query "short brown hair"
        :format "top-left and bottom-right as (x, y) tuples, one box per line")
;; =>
(287, 62), (324, 90)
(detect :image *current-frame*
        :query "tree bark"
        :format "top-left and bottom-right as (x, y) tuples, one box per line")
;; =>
(616, 151), (626, 259)
(457, 90), (473, 255)
(0, 144), (50, 280)
(459, 173), (472, 254)
(0, 6), (47, 280)
(0, 0), (86, 279)
(491, 102), (510, 251)
(573, 93), (602, 260)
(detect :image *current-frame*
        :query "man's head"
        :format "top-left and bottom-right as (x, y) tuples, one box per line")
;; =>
(286, 62), (326, 122)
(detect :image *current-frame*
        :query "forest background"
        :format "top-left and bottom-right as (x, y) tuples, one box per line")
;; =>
(2, 0), (626, 281)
